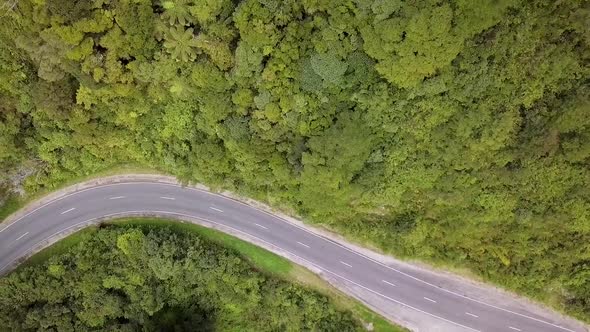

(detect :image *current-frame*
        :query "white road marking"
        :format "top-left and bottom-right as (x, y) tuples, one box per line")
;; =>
(209, 207), (223, 212)
(340, 261), (352, 268)
(466, 312), (479, 318)
(424, 297), (437, 303)
(109, 196), (125, 200)
(236, 197), (576, 332)
(0, 210), (482, 332)
(160, 196), (175, 200)
(382, 280), (396, 287)
(60, 208), (76, 215)
(508, 327), (522, 331)
(254, 223), (268, 229)
(14, 232), (29, 241)
(296, 241), (310, 248)
(0, 182), (575, 332)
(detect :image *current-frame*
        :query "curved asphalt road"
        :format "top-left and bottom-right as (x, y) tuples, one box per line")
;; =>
(0, 182), (584, 332)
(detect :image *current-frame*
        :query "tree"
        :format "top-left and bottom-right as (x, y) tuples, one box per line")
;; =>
(164, 27), (199, 62)
(310, 51), (348, 87)
(161, 0), (194, 26)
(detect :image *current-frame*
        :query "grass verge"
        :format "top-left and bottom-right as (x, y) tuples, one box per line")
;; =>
(0, 195), (20, 222)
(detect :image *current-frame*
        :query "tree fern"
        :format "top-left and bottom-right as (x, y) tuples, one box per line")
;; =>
(163, 27), (199, 62)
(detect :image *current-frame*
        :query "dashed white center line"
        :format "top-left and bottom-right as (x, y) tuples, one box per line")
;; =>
(340, 261), (352, 268)
(60, 208), (76, 215)
(508, 327), (522, 331)
(209, 207), (223, 212)
(382, 280), (396, 287)
(296, 241), (310, 248)
(160, 196), (175, 200)
(423, 297), (437, 303)
(109, 196), (125, 200)
(254, 223), (268, 230)
(15, 232), (29, 241)
(465, 312), (479, 318)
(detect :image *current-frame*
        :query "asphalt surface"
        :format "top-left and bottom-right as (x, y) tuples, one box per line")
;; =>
(0, 182), (584, 332)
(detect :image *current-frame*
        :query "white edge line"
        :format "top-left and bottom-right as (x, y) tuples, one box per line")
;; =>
(465, 312), (479, 318)
(424, 297), (437, 303)
(296, 241), (310, 248)
(60, 208), (76, 215)
(159, 196), (175, 200)
(0, 181), (577, 332)
(109, 196), (125, 200)
(209, 207), (223, 212)
(1, 210), (481, 332)
(14, 232), (29, 241)
(382, 280), (396, 287)
(508, 327), (522, 331)
(254, 223), (267, 229)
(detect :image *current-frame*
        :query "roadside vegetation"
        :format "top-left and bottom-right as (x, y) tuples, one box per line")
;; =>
(0, 0), (588, 322)
(1, 218), (405, 331)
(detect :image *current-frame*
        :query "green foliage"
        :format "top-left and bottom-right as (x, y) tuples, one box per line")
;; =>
(1, 0), (589, 321)
(161, 0), (194, 26)
(0, 226), (363, 331)
(310, 52), (348, 86)
(164, 27), (199, 62)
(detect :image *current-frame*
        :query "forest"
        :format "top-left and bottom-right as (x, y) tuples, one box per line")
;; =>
(0, 0), (588, 320)
(0, 225), (364, 331)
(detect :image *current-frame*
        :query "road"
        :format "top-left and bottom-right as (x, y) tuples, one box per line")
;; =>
(0, 181), (585, 332)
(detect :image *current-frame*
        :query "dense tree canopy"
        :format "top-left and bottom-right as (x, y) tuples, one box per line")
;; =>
(0, 0), (588, 320)
(0, 226), (362, 331)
